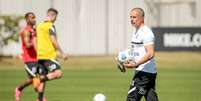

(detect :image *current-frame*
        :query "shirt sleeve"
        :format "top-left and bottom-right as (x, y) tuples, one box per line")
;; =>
(49, 25), (57, 37)
(143, 31), (155, 46)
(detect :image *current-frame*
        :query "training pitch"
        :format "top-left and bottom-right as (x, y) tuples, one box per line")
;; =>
(0, 52), (201, 101)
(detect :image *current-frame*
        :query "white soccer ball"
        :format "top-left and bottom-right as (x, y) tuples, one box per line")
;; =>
(93, 93), (106, 101)
(118, 49), (130, 63)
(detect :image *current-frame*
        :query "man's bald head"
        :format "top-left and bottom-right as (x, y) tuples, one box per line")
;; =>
(131, 8), (145, 18)
(130, 7), (145, 28)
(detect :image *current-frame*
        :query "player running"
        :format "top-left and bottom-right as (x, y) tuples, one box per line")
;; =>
(15, 12), (46, 101)
(34, 8), (68, 101)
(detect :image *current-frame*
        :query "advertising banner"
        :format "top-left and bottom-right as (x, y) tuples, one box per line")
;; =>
(152, 27), (201, 51)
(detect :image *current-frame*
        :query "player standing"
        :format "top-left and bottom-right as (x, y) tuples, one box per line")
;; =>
(123, 8), (159, 101)
(35, 8), (68, 101)
(15, 12), (44, 101)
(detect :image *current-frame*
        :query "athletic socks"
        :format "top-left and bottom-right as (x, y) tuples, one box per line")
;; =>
(38, 92), (44, 101)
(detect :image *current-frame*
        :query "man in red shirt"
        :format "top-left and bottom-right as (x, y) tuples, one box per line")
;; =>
(15, 12), (46, 101)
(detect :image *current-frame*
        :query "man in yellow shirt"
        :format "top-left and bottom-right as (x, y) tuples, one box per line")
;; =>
(36, 8), (68, 101)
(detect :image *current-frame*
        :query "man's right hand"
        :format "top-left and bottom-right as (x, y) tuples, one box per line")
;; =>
(61, 53), (68, 60)
(57, 51), (69, 61)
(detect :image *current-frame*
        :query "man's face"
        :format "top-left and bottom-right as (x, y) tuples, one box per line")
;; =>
(27, 14), (36, 25)
(130, 10), (143, 28)
(47, 11), (57, 22)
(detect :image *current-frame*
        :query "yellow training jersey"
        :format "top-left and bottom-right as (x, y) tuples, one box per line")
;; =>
(36, 21), (57, 59)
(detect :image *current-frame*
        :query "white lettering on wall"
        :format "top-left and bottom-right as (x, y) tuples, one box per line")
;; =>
(164, 33), (201, 47)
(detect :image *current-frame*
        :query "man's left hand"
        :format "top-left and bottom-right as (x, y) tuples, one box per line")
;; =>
(123, 60), (138, 68)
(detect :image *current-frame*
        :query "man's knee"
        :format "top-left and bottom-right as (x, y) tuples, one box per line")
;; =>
(146, 88), (158, 101)
(54, 69), (62, 79)
(127, 87), (142, 101)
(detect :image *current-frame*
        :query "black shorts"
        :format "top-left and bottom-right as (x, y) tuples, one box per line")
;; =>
(25, 62), (38, 78)
(38, 59), (61, 73)
(127, 71), (158, 101)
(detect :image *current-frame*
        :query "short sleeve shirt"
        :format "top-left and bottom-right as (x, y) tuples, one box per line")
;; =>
(131, 25), (157, 73)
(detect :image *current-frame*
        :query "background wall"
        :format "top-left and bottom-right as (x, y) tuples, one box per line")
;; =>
(0, 0), (200, 56)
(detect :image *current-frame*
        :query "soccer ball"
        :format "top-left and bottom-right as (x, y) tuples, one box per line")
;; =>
(93, 93), (106, 101)
(118, 49), (130, 63)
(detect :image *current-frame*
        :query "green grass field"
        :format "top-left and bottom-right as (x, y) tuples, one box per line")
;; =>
(0, 52), (201, 101)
